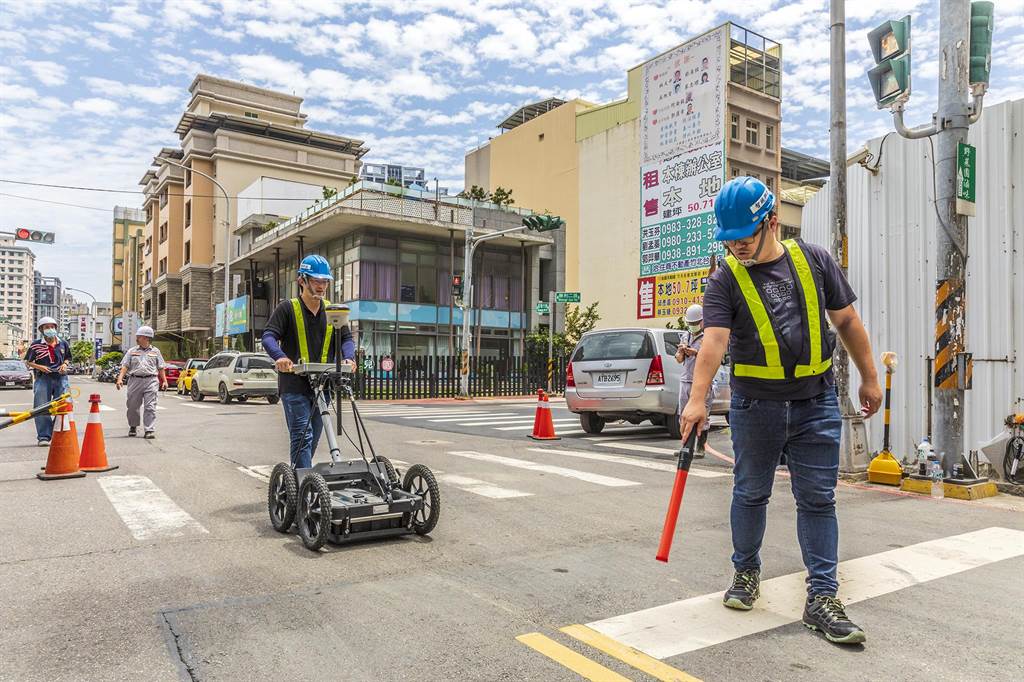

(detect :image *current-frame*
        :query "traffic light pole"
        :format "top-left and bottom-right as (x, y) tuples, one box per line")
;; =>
(459, 223), (530, 399)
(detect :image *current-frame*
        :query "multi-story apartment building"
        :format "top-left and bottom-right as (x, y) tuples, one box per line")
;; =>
(111, 206), (145, 320)
(33, 271), (62, 332)
(60, 292), (87, 339)
(136, 74), (369, 353)
(0, 318), (26, 358)
(0, 236), (36, 341)
(359, 163), (447, 193)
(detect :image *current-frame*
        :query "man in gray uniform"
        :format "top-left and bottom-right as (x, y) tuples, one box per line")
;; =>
(116, 325), (168, 439)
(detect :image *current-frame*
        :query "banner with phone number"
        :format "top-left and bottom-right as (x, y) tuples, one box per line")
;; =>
(636, 268), (710, 320)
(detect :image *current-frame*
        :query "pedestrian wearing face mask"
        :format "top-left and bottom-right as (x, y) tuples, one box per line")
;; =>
(674, 304), (713, 457)
(23, 317), (72, 447)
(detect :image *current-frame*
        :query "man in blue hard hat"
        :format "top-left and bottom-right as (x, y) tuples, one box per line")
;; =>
(680, 176), (882, 645)
(262, 254), (355, 469)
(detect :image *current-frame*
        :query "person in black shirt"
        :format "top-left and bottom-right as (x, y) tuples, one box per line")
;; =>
(680, 177), (882, 645)
(262, 255), (355, 469)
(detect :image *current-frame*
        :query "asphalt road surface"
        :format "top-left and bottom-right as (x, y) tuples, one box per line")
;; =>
(1, 378), (1022, 682)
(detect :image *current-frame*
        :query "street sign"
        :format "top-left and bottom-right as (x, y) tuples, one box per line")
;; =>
(381, 356), (395, 372)
(956, 142), (976, 216)
(555, 292), (581, 303)
(535, 302), (550, 315)
(93, 339), (102, 359)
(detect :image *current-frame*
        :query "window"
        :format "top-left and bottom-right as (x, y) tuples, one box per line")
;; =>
(144, 300), (151, 318)
(746, 120), (759, 146)
(159, 223), (168, 243)
(158, 292), (166, 313)
(184, 166), (192, 188)
(185, 201), (191, 228)
(244, 111), (259, 119)
(182, 283), (190, 310)
(766, 176), (774, 192)
(538, 133), (545, 141)
(731, 166), (741, 178)
(765, 125), (775, 151)
(730, 114), (739, 140)
(145, 268), (152, 283)
(160, 188), (168, 208)
(158, 258), (167, 276)
(184, 240), (191, 264)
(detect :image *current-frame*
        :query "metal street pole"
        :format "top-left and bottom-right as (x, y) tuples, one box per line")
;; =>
(547, 291), (554, 394)
(830, 0), (870, 472)
(156, 158), (231, 351)
(65, 286), (97, 356)
(932, 0), (971, 475)
(459, 223), (474, 398)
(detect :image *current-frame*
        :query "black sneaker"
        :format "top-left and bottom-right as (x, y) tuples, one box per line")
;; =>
(723, 569), (760, 610)
(128, 427), (137, 437)
(803, 595), (866, 644)
(37, 438), (50, 447)
(143, 430), (155, 439)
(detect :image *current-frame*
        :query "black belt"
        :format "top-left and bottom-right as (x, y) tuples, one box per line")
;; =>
(131, 374), (157, 378)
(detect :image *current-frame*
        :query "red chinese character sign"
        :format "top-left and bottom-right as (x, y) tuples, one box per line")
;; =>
(637, 25), (728, 314)
(637, 270), (711, 320)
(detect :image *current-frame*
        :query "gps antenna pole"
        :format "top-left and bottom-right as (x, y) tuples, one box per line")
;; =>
(656, 427), (698, 563)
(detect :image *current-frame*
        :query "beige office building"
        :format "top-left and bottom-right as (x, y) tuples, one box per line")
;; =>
(111, 206), (145, 320)
(467, 23), (783, 329)
(136, 74), (367, 353)
(0, 236), (36, 346)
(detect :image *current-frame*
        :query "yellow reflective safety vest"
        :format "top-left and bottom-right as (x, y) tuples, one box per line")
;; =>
(291, 298), (333, 363)
(724, 239), (833, 381)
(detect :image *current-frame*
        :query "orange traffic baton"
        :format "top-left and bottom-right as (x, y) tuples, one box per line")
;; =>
(656, 428), (698, 562)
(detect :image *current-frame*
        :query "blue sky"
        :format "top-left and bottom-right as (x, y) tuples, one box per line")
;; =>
(1, 0), (1021, 301)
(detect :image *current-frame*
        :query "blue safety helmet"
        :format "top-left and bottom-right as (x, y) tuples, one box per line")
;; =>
(298, 254), (333, 280)
(713, 176), (776, 241)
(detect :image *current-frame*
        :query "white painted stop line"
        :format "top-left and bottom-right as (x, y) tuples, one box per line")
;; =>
(439, 474), (532, 499)
(589, 526), (1024, 660)
(527, 448), (730, 478)
(97, 475), (208, 541)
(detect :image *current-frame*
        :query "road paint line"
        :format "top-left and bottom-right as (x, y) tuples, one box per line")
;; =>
(238, 466), (270, 482)
(424, 413), (519, 422)
(182, 403), (214, 409)
(589, 526), (1024, 660)
(516, 633), (632, 682)
(528, 448), (730, 479)
(586, 429), (668, 441)
(448, 451), (640, 488)
(98, 404), (115, 412)
(493, 420), (582, 430)
(155, 405), (167, 410)
(561, 624), (701, 682)
(97, 475), (208, 541)
(439, 473), (532, 499)
(595, 442), (679, 456)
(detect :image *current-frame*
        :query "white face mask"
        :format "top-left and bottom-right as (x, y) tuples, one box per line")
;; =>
(687, 323), (702, 333)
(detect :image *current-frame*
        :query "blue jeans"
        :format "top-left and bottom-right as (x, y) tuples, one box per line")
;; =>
(728, 388), (842, 597)
(280, 392), (324, 469)
(33, 373), (69, 440)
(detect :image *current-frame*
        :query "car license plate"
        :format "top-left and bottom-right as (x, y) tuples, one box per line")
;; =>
(4, 381), (12, 386)
(596, 373), (622, 384)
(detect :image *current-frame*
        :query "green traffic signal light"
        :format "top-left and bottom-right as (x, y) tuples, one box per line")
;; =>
(866, 15), (912, 109)
(969, 2), (994, 86)
(522, 215), (564, 232)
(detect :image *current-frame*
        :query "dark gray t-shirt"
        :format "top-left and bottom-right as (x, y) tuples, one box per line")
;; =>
(702, 241), (856, 400)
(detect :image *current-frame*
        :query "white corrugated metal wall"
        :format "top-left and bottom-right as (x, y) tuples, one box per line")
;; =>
(802, 98), (1023, 463)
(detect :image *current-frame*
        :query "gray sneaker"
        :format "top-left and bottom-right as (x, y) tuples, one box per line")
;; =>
(723, 569), (761, 610)
(37, 438), (50, 447)
(143, 430), (155, 439)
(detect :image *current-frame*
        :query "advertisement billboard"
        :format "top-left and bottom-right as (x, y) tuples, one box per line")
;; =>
(637, 25), (728, 315)
(215, 295), (249, 336)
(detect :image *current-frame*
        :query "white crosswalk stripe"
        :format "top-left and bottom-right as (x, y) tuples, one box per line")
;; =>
(595, 442), (679, 457)
(493, 420), (584, 431)
(423, 413), (519, 422)
(438, 474), (532, 499)
(448, 450), (640, 488)
(182, 403), (215, 409)
(527, 448), (730, 478)
(98, 475), (208, 541)
(98, 404), (115, 412)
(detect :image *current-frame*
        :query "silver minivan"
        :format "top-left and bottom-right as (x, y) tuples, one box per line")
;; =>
(565, 327), (730, 436)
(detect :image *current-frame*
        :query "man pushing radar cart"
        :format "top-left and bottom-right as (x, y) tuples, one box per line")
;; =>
(266, 303), (441, 551)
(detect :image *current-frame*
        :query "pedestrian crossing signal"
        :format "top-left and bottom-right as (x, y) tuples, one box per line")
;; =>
(867, 15), (912, 109)
(452, 274), (463, 298)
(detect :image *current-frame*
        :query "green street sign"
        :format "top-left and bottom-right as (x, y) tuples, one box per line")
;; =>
(535, 302), (550, 315)
(956, 142), (976, 217)
(555, 292), (581, 303)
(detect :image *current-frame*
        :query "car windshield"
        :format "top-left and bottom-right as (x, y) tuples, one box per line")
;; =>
(192, 361), (206, 370)
(0, 361), (27, 371)
(572, 332), (654, 361)
(246, 357), (275, 370)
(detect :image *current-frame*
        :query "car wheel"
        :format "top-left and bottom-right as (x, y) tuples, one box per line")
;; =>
(267, 395), (280, 405)
(298, 473), (333, 551)
(267, 462), (298, 533)
(237, 395), (248, 403)
(191, 383), (204, 402)
(665, 409), (682, 439)
(579, 412), (605, 434)
(218, 383), (232, 404)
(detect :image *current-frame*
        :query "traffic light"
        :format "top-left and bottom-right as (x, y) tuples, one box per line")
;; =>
(522, 214), (565, 232)
(866, 15), (912, 109)
(14, 228), (56, 244)
(451, 274), (463, 299)
(969, 2), (994, 86)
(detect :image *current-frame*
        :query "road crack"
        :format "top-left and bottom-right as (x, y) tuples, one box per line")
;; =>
(160, 611), (201, 682)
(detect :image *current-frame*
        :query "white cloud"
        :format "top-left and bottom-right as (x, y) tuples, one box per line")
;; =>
(92, 1), (152, 38)
(72, 97), (120, 115)
(0, 83), (39, 100)
(25, 60), (68, 87)
(82, 77), (182, 105)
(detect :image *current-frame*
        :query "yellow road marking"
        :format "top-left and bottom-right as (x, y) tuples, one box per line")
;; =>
(561, 625), (702, 682)
(516, 633), (632, 681)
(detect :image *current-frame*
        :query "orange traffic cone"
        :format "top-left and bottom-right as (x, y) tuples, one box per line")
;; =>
(37, 401), (86, 480)
(81, 393), (117, 472)
(528, 389), (560, 441)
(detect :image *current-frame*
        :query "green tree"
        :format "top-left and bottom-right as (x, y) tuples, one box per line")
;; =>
(70, 340), (94, 365)
(458, 185), (489, 201)
(96, 351), (123, 369)
(322, 186), (338, 200)
(664, 315), (687, 330)
(564, 302), (601, 346)
(489, 186), (514, 207)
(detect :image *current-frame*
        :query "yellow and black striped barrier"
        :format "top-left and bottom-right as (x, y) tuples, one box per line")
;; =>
(934, 279), (972, 390)
(0, 392), (73, 431)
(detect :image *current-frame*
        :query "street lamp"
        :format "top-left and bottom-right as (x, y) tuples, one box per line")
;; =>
(155, 158), (232, 351)
(64, 286), (97, 357)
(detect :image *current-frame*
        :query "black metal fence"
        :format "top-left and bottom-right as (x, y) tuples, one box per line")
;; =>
(351, 355), (567, 400)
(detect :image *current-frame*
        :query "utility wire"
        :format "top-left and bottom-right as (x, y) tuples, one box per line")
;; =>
(0, 178), (361, 201)
(0, 192), (111, 212)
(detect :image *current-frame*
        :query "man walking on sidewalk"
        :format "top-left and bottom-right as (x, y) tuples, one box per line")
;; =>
(680, 176), (882, 644)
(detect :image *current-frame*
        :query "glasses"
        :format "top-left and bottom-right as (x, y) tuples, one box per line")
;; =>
(724, 220), (767, 246)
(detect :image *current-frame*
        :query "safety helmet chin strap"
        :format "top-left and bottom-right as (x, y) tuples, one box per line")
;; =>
(728, 219), (771, 267)
(300, 274), (328, 299)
